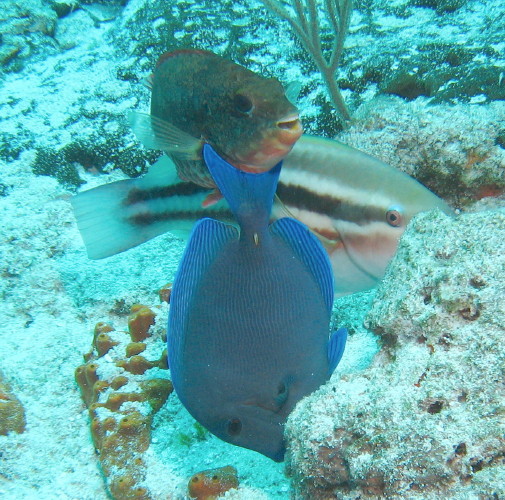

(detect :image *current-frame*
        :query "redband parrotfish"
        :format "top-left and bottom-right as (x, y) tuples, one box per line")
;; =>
(128, 49), (303, 191)
(167, 144), (347, 461)
(71, 136), (452, 296)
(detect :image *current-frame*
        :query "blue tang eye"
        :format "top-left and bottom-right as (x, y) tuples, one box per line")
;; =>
(226, 418), (242, 436)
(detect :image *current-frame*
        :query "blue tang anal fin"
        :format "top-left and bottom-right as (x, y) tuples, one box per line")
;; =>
(328, 327), (348, 374)
(270, 217), (335, 314)
(168, 217), (237, 378)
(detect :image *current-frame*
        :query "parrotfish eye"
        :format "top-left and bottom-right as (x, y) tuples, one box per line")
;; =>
(233, 93), (254, 114)
(226, 417), (242, 437)
(386, 207), (403, 227)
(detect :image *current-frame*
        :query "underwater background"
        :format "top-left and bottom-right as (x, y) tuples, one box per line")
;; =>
(0, 0), (504, 498)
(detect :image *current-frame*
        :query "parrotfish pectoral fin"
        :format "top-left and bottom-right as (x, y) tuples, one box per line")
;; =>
(168, 218), (237, 375)
(285, 81), (303, 105)
(270, 217), (335, 314)
(71, 155), (195, 259)
(128, 111), (201, 160)
(328, 327), (348, 374)
(202, 188), (224, 207)
(203, 144), (281, 225)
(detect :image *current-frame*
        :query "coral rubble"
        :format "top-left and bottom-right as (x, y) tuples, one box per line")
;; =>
(75, 305), (172, 500)
(0, 370), (26, 435)
(286, 209), (505, 499)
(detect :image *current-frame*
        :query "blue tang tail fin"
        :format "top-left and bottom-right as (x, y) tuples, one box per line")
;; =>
(203, 144), (281, 231)
(328, 327), (348, 374)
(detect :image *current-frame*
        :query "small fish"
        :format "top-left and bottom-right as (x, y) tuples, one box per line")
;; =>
(129, 48), (302, 190)
(71, 136), (452, 295)
(168, 144), (347, 461)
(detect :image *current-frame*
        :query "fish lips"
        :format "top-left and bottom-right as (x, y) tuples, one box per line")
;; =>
(234, 114), (303, 171)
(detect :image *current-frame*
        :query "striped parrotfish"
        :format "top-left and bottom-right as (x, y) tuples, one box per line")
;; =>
(168, 144), (347, 461)
(129, 48), (302, 193)
(71, 135), (451, 296)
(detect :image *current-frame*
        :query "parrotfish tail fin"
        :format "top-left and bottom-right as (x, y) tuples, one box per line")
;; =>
(270, 217), (335, 313)
(328, 327), (348, 374)
(168, 218), (237, 381)
(71, 156), (199, 259)
(203, 144), (281, 226)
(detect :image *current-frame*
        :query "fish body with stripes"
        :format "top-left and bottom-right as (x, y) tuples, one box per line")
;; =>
(71, 135), (452, 296)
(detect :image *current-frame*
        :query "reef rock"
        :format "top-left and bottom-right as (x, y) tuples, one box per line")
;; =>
(285, 209), (505, 499)
(339, 97), (505, 209)
(0, 0), (58, 71)
(0, 370), (26, 435)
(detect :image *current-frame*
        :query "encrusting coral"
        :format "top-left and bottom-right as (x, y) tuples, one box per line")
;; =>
(187, 465), (239, 500)
(75, 304), (172, 500)
(0, 370), (26, 436)
(285, 209), (505, 499)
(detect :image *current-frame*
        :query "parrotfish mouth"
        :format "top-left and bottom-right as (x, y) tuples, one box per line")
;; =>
(276, 113), (303, 137)
(235, 113), (303, 173)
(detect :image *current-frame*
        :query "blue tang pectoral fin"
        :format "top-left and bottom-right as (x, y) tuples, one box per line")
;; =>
(270, 217), (335, 314)
(168, 217), (237, 380)
(328, 327), (348, 374)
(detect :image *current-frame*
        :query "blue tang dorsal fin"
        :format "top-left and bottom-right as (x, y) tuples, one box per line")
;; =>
(270, 218), (334, 314)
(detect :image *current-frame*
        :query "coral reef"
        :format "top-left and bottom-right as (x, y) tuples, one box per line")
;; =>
(75, 304), (172, 500)
(0, 0), (58, 72)
(188, 465), (239, 500)
(158, 283), (172, 304)
(0, 370), (26, 435)
(285, 209), (505, 499)
(339, 97), (505, 208)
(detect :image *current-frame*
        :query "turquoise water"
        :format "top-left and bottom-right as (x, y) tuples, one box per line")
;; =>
(0, 0), (504, 498)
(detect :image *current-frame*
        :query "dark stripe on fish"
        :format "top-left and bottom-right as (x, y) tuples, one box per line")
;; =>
(124, 182), (210, 206)
(129, 208), (232, 227)
(276, 182), (384, 225)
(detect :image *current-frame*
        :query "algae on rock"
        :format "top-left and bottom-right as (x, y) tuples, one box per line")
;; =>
(0, 370), (26, 435)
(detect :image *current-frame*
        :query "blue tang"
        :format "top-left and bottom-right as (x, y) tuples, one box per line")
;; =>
(167, 144), (347, 461)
